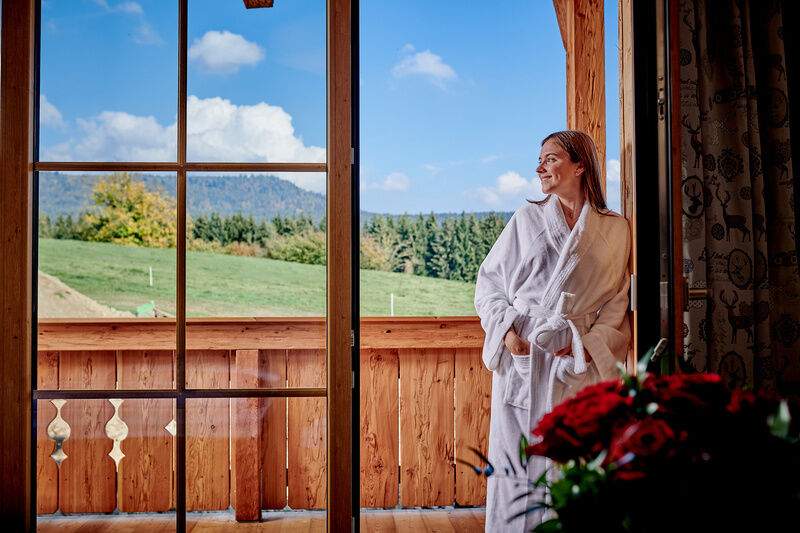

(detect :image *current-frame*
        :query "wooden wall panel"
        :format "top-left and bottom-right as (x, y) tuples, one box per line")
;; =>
(359, 348), (399, 508)
(36, 351), (60, 514)
(259, 349), (287, 510)
(454, 348), (491, 506)
(58, 351), (116, 513)
(117, 350), (174, 512)
(186, 350), (230, 511)
(231, 349), (261, 521)
(399, 348), (455, 507)
(288, 349), (326, 509)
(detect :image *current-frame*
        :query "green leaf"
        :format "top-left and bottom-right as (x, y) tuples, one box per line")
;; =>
(519, 434), (530, 468)
(768, 400), (791, 439)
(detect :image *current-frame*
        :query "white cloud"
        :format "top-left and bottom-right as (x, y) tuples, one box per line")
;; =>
(116, 1), (143, 14)
(50, 95), (326, 192)
(92, 0), (160, 45)
(392, 45), (457, 89)
(606, 159), (621, 182)
(481, 153), (505, 164)
(189, 30), (265, 75)
(40, 94), (64, 129)
(423, 163), (441, 175)
(134, 20), (162, 45)
(463, 171), (544, 208)
(362, 172), (411, 192)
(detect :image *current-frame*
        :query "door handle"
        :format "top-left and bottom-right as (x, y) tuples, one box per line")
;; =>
(684, 277), (712, 311)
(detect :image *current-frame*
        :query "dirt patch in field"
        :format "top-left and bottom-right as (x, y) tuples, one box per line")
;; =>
(38, 271), (134, 318)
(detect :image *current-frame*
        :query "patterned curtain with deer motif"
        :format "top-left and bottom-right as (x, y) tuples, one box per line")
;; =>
(679, 0), (799, 394)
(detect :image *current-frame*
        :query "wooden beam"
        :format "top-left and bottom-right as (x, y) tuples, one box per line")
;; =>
(0, 0), (36, 528)
(243, 0), (274, 8)
(619, 0), (637, 370)
(554, 0), (606, 191)
(669, 0), (684, 361)
(552, 0), (570, 51)
(327, 0), (352, 530)
(37, 317), (486, 351)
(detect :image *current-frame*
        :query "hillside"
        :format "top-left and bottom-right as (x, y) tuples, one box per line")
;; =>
(39, 172), (326, 221)
(38, 171), (513, 225)
(38, 238), (478, 317)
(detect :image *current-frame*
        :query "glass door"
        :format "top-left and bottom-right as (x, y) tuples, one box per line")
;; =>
(32, 1), (352, 531)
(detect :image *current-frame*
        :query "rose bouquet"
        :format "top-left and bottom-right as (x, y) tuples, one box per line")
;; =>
(520, 366), (800, 533)
(463, 358), (800, 532)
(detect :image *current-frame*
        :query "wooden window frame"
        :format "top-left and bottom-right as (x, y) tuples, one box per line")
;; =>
(0, 0), (353, 531)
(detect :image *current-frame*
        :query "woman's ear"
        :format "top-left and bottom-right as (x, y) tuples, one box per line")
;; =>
(575, 162), (585, 176)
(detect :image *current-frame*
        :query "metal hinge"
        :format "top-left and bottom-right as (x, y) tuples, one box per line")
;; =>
(352, 371), (355, 389)
(351, 147), (355, 165)
(660, 281), (669, 309)
(350, 329), (354, 347)
(630, 274), (637, 311)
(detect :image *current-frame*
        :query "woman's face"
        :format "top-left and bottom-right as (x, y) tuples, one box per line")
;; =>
(536, 139), (584, 198)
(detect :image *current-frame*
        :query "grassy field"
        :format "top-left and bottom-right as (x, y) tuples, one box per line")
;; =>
(38, 238), (478, 317)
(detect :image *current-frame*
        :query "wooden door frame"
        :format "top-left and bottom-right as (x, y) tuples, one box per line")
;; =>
(0, 0), (354, 530)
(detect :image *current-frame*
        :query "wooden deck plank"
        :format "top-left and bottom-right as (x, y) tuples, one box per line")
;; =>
(399, 348), (455, 507)
(454, 347), (491, 506)
(37, 509), (484, 532)
(360, 510), (397, 533)
(186, 349), (230, 511)
(58, 350), (116, 514)
(287, 349), (326, 510)
(359, 348), (399, 508)
(117, 350), (174, 512)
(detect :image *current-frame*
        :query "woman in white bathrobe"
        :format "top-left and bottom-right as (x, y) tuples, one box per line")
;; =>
(475, 130), (631, 532)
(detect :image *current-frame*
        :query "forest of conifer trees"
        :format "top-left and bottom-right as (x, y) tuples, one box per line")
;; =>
(39, 174), (508, 283)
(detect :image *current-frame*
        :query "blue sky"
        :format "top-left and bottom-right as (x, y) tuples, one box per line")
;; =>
(38, 0), (620, 214)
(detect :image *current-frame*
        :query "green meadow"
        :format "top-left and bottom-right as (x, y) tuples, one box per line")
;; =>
(38, 238), (478, 317)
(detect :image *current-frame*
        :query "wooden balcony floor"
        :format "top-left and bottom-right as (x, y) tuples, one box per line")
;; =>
(37, 508), (486, 532)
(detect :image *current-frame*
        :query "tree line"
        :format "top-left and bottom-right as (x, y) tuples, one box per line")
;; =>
(39, 173), (507, 283)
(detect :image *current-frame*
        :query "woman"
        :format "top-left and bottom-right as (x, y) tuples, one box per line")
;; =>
(475, 130), (631, 532)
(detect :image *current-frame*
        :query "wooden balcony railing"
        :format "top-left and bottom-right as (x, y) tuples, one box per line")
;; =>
(35, 317), (491, 516)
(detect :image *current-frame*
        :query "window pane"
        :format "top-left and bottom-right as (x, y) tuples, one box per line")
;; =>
(185, 172), (325, 388)
(36, 398), (177, 529)
(38, 172), (178, 390)
(186, 397), (326, 525)
(39, 1), (178, 162)
(187, 0), (326, 163)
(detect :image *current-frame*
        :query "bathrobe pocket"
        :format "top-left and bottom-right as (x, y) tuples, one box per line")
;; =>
(503, 352), (531, 409)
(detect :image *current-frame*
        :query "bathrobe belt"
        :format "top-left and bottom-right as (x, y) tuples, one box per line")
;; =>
(511, 298), (597, 374)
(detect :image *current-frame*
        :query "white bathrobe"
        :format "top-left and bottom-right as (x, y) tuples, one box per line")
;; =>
(475, 198), (631, 532)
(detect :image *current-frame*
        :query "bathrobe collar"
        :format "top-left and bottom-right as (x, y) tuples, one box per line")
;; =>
(540, 197), (595, 308)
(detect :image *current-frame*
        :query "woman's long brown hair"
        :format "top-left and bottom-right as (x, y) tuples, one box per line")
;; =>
(530, 130), (612, 214)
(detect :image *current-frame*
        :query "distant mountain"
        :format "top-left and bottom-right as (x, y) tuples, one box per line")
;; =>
(38, 172), (326, 221)
(38, 171), (513, 224)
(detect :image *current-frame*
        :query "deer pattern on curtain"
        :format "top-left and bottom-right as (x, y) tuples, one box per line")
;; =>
(680, 0), (798, 393)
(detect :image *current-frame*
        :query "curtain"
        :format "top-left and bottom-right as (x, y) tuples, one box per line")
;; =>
(679, 0), (799, 394)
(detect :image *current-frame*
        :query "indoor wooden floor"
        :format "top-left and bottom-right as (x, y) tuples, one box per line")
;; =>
(36, 508), (486, 532)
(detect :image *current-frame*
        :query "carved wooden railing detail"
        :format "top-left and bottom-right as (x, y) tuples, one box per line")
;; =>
(36, 317), (491, 514)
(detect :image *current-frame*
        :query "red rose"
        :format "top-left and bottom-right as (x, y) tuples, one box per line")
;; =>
(606, 418), (684, 480)
(641, 373), (728, 412)
(527, 379), (632, 462)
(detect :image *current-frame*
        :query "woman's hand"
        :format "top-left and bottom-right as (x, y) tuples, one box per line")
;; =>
(504, 327), (531, 356)
(555, 346), (592, 363)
